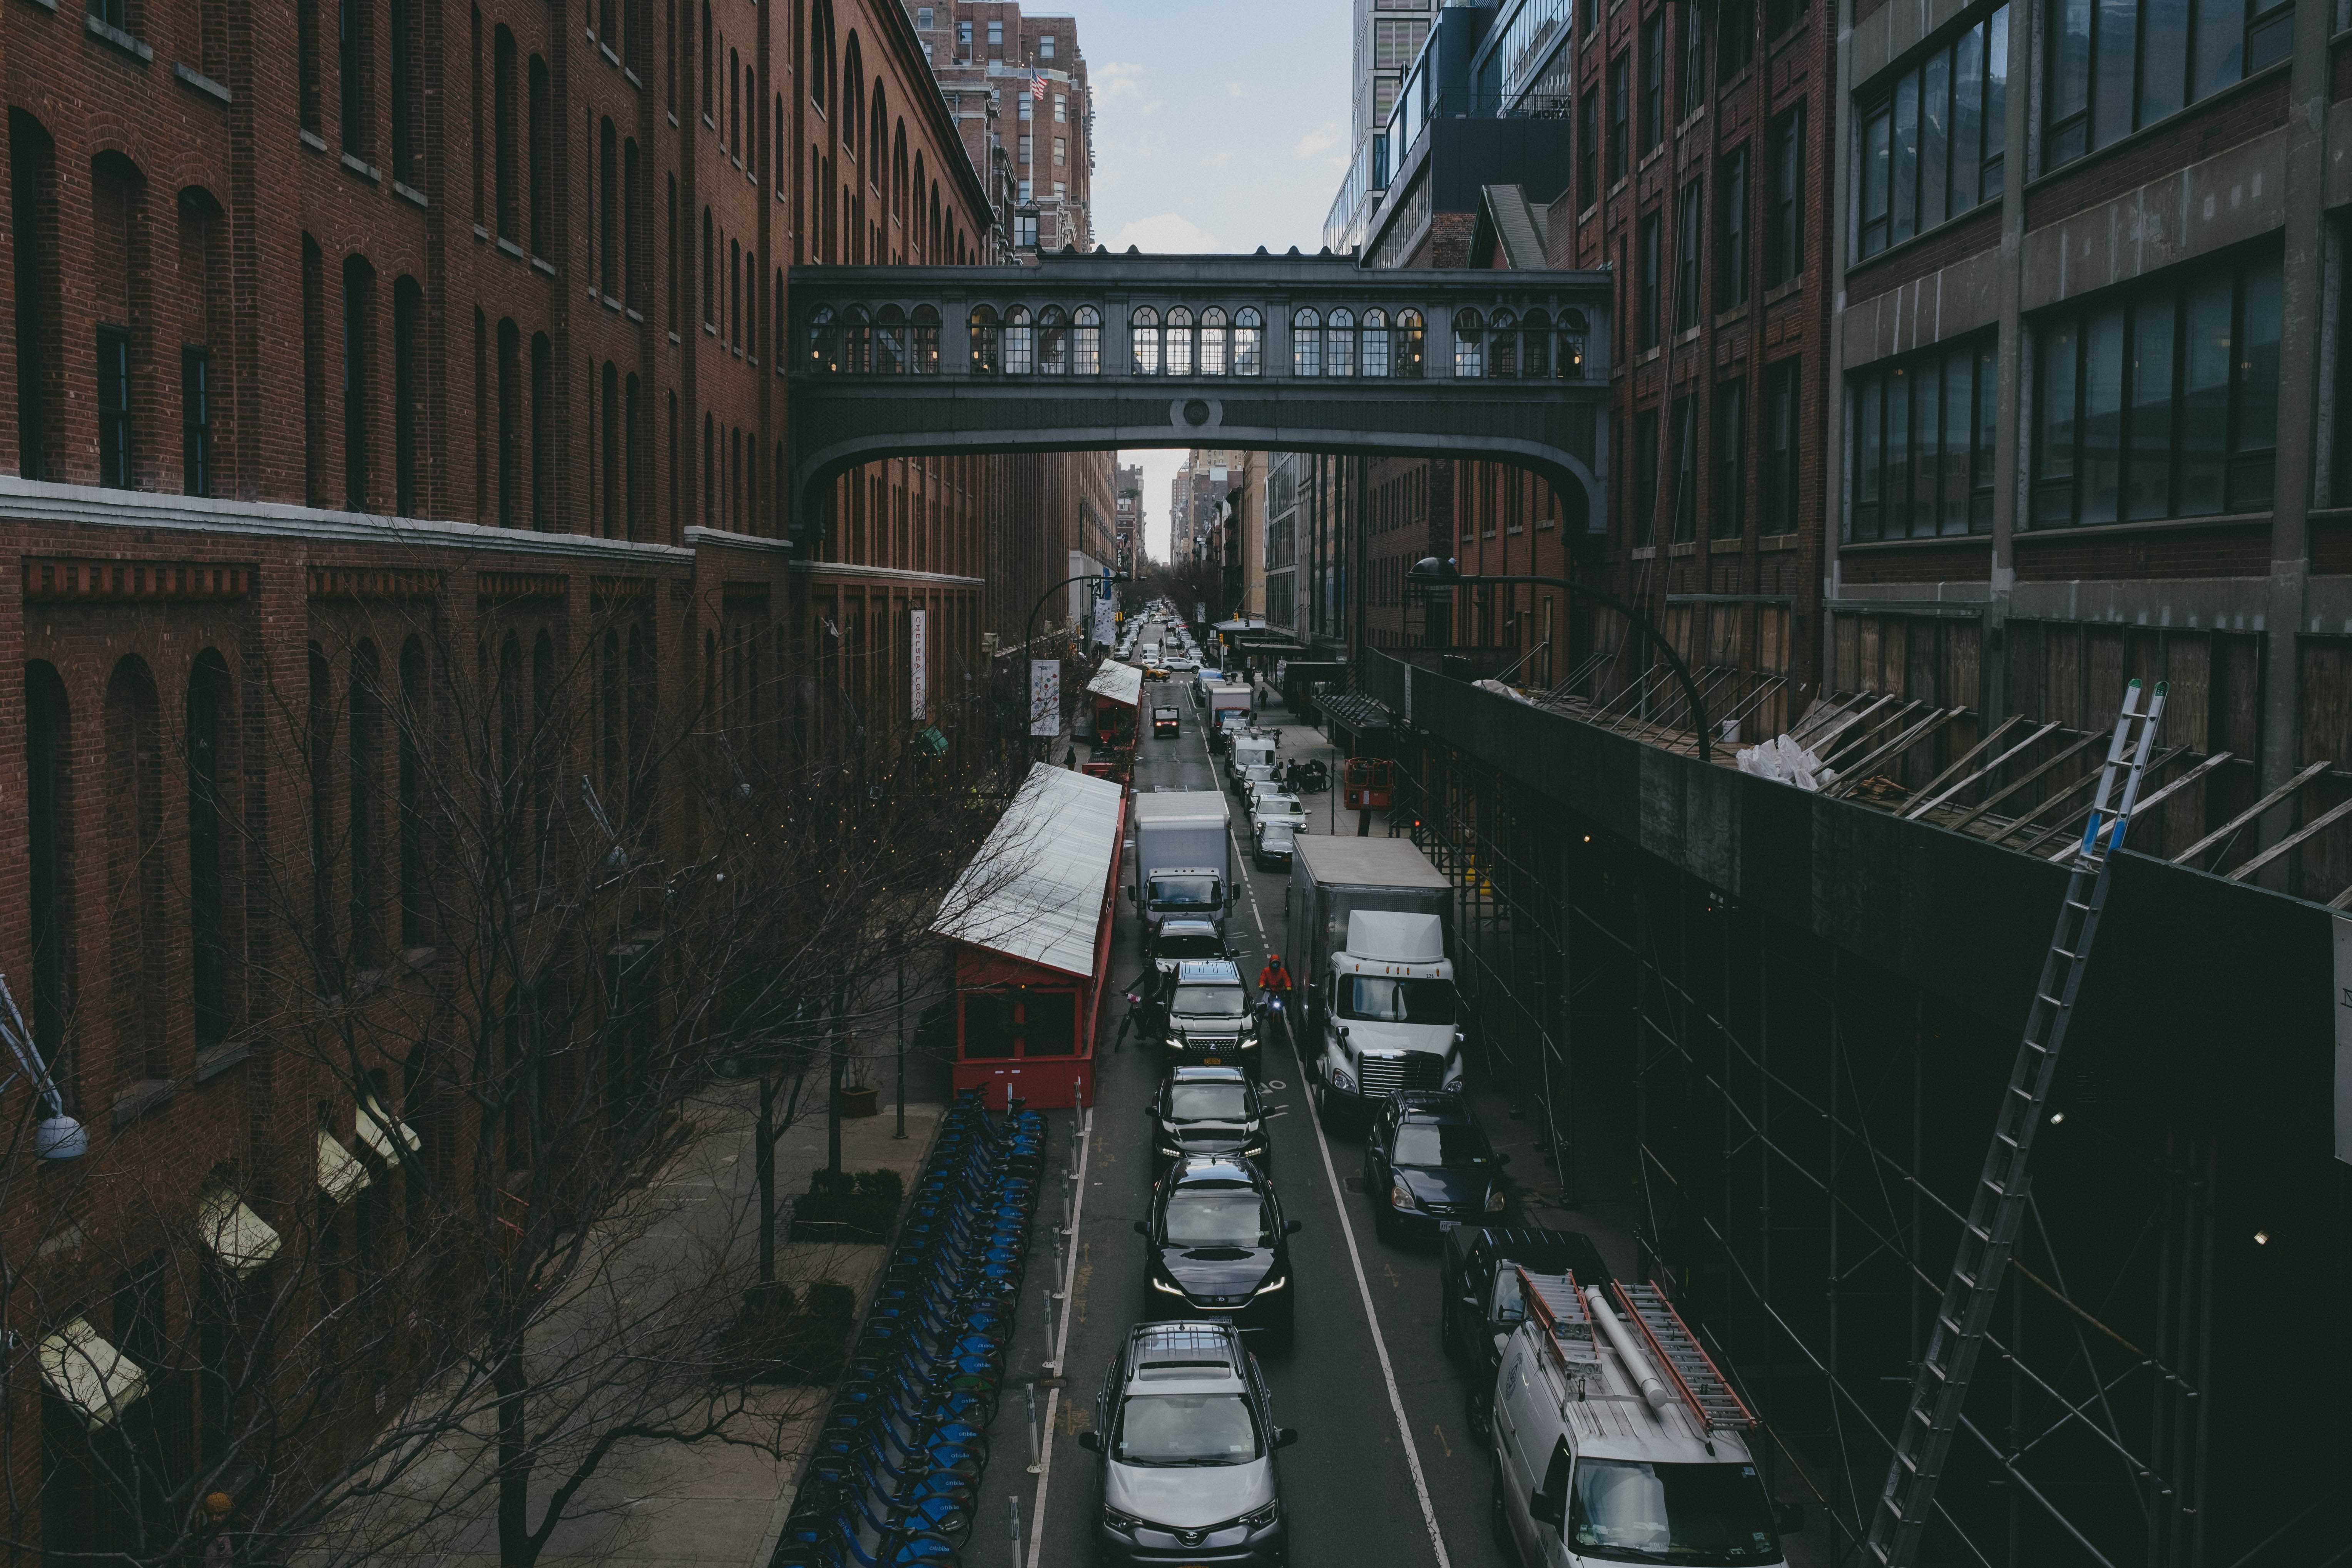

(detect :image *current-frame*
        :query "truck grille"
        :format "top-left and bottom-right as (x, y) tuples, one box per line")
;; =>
(1355, 1051), (1445, 1097)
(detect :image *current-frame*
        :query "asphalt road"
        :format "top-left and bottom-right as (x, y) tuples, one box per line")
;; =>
(1004, 622), (1530, 1568)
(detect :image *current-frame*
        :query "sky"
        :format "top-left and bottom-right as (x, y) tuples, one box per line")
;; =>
(1073, 0), (1355, 563)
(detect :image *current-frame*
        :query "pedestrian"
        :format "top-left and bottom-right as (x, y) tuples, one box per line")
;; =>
(1063, 743), (1077, 769)
(199, 1492), (234, 1567)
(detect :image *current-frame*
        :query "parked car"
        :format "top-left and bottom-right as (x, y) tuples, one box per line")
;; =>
(1361, 1091), (1509, 1239)
(1079, 1321), (1297, 1566)
(1232, 762), (1276, 802)
(1247, 787), (1304, 821)
(1147, 1064), (1269, 1165)
(1437, 1225), (1611, 1438)
(1253, 819), (1297, 871)
(1136, 1154), (1299, 1340)
(1152, 705), (1181, 738)
(1150, 917), (1233, 975)
(1163, 959), (1263, 1073)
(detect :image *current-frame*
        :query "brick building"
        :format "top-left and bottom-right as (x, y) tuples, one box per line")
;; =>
(0, 0), (1046, 1549)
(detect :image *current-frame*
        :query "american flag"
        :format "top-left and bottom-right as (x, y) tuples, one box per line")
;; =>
(1030, 74), (1048, 100)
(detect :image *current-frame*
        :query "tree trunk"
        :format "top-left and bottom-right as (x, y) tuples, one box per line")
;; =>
(494, 1345), (533, 1568)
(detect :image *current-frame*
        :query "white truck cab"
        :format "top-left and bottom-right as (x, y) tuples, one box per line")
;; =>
(1491, 1269), (1796, 1568)
(1315, 911), (1464, 1116)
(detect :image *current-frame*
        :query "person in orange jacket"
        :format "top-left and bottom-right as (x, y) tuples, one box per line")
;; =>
(1257, 953), (1294, 998)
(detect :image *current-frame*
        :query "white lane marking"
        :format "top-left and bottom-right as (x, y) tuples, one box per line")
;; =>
(1201, 704), (1454, 1568)
(1025, 1103), (1093, 1568)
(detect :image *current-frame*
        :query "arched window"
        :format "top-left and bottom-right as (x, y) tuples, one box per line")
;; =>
(809, 0), (832, 109)
(774, 270), (786, 367)
(348, 641), (383, 971)
(1292, 308), (1322, 377)
(841, 304), (870, 373)
(911, 305), (941, 373)
(702, 412), (715, 523)
(623, 137), (641, 312)
(1037, 305), (1069, 375)
(398, 637), (430, 947)
(600, 361), (620, 534)
(107, 655), (165, 1078)
(26, 660), (73, 1084)
(1005, 305), (1035, 374)
(1329, 308), (1357, 376)
(1360, 308), (1390, 378)
(1131, 306), (1162, 375)
(1521, 309), (1552, 378)
(393, 276), (423, 514)
(1199, 307), (1229, 375)
(528, 55), (552, 257)
(188, 649), (233, 1051)
(874, 304), (906, 374)
(494, 27), (519, 240)
(624, 372), (642, 537)
(701, 206), (715, 326)
(495, 317), (519, 524)
(1489, 309), (1518, 378)
(1394, 309), (1425, 378)
(1072, 306), (1102, 374)
(1453, 308), (1485, 378)
(969, 304), (1000, 373)
(1558, 309), (1588, 379)
(807, 304), (838, 371)
(1235, 308), (1264, 376)
(700, 0), (714, 118)
(1165, 307), (1194, 376)
(530, 331), (553, 526)
(343, 254), (375, 510)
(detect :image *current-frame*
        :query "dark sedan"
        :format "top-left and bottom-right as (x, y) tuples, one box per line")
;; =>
(1148, 1065), (1269, 1167)
(1137, 1155), (1299, 1343)
(1436, 1224), (1611, 1437)
(1361, 1092), (1509, 1240)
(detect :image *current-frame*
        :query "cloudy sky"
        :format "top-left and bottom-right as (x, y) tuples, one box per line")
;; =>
(1075, 0), (1354, 562)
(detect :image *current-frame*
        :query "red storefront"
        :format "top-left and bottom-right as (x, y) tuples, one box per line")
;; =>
(932, 764), (1126, 1110)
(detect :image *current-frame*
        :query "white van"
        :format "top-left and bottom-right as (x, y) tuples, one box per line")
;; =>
(1490, 1269), (1797, 1566)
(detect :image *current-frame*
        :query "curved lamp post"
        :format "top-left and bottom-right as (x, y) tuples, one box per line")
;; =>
(1405, 557), (1713, 765)
(1018, 570), (1132, 752)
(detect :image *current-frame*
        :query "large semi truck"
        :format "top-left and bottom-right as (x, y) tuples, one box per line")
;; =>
(1130, 790), (1235, 949)
(1285, 836), (1464, 1126)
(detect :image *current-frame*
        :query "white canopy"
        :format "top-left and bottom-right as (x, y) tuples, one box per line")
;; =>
(358, 1095), (423, 1167)
(39, 1318), (147, 1428)
(318, 1128), (373, 1203)
(931, 764), (1125, 978)
(198, 1181), (283, 1274)
(1085, 660), (1143, 709)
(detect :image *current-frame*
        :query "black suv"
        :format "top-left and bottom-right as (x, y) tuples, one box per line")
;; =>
(1361, 1091), (1509, 1240)
(1148, 1065), (1269, 1167)
(1137, 1155), (1299, 1342)
(1436, 1225), (1611, 1437)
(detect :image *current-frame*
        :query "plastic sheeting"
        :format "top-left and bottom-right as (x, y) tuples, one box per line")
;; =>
(1736, 735), (1837, 792)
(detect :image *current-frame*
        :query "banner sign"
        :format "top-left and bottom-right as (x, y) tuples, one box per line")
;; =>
(1029, 659), (1061, 737)
(1195, 601), (1207, 626)
(1092, 598), (1116, 647)
(909, 609), (927, 721)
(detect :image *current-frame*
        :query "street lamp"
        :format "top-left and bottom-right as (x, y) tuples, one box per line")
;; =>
(1404, 557), (1713, 765)
(1018, 570), (1132, 752)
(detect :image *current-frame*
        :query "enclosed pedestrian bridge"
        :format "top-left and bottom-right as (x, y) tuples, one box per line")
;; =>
(785, 252), (1613, 550)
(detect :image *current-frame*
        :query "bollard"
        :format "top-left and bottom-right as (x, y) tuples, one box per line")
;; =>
(1025, 1382), (1042, 1474)
(1008, 1494), (1023, 1562)
(1042, 1285), (1061, 1374)
(1061, 1182), (1074, 1238)
(1050, 1230), (1067, 1299)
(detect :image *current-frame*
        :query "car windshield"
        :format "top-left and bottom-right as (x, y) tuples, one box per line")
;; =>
(1157, 935), (1227, 964)
(1260, 825), (1295, 846)
(1568, 1459), (1782, 1565)
(1165, 1188), (1272, 1247)
(1167, 1083), (1251, 1122)
(1255, 796), (1300, 813)
(1173, 985), (1247, 1018)
(1337, 975), (1457, 1024)
(1490, 1269), (1526, 1325)
(1113, 1393), (1262, 1466)
(1391, 1120), (1493, 1168)
(1149, 876), (1221, 909)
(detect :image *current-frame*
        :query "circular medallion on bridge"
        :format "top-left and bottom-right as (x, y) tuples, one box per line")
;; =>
(1176, 397), (1217, 429)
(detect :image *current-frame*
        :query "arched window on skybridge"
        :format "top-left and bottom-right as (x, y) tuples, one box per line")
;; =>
(1234, 308), (1263, 375)
(807, 304), (840, 372)
(1521, 309), (1552, 378)
(1131, 306), (1162, 375)
(1166, 307), (1195, 376)
(1359, 309), (1389, 377)
(911, 305), (942, 374)
(1073, 306), (1103, 374)
(874, 304), (908, 374)
(1488, 309), (1517, 378)
(1557, 309), (1589, 379)
(1005, 305), (1036, 374)
(1328, 308), (1356, 376)
(970, 304), (1001, 373)
(842, 305), (872, 373)
(1037, 305), (1070, 375)
(1292, 309), (1321, 377)
(1394, 309), (1425, 378)
(1453, 308), (1485, 378)
(1199, 307), (1229, 375)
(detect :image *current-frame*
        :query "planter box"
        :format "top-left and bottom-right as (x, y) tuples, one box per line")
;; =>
(837, 1085), (880, 1118)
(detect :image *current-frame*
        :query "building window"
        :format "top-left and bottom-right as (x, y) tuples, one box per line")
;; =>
(1633, 406), (1660, 544)
(343, 258), (373, 511)
(1040, 32), (1055, 58)
(1857, 8), (2006, 259)
(529, 56), (552, 257)
(1017, 133), (1032, 163)
(1714, 380), (1747, 537)
(1293, 307), (1322, 376)
(1767, 0), (1804, 36)
(1329, 307), (1357, 376)
(12, 115), (57, 481)
(1638, 210), (1662, 350)
(1641, 11), (1665, 149)
(2045, 0), (2290, 170)
(1720, 0), (1753, 78)
(1376, 17), (1428, 69)
(1765, 357), (1801, 534)
(1608, 52), (1629, 182)
(1675, 181), (1702, 331)
(390, 0), (418, 180)
(494, 27), (518, 241)
(958, 18), (971, 48)
(987, 18), (1002, 46)
(1053, 137), (1066, 166)
(496, 318), (519, 525)
(1073, 306), (1102, 374)
(301, 0), (322, 131)
(339, 0), (370, 155)
(916, 5), (932, 26)
(393, 277), (421, 515)
(1454, 308), (1485, 377)
(1850, 329), (1998, 541)
(26, 661), (72, 1081)
(1054, 95), (1067, 122)
(1236, 308), (1264, 376)
(398, 639), (429, 948)
(187, 650), (231, 1050)
(98, 326), (133, 488)
(1670, 396), (1698, 540)
(1678, 5), (1705, 119)
(348, 643), (383, 971)
(1132, 306), (1161, 374)
(1764, 105), (1804, 288)
(2030, 252), (2281, 527)
(1717, 146), (1749, 310)
(1578, 91), (1599, 208)
(530, 331), (551, 527)
(600, 119), (619, 299)
(182, 348), (212, 497)
(1200, 308), (1230, 375)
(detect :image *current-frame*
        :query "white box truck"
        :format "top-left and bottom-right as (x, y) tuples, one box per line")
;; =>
(1205, 682), (1253, 742)
(1130, 790), (1235, 950)
(1285, 836), (1464, 1126)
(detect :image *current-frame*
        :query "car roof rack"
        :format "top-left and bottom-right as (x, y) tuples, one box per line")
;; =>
(1516, 1265), (1603, 1381)
(1612, 1280), (1757, 1432)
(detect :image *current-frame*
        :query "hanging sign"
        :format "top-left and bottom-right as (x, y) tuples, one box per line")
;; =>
(1029, 659), (1061, 737)
(909, 609), (927, 721)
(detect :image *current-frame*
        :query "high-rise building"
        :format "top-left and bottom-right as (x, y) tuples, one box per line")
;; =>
(1115, 463), (1144, 570)
(912, 3), (1095, 259)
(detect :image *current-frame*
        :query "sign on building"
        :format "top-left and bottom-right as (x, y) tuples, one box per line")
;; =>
(910, 608), (927, 721)
(1030, 659), (1061, 737)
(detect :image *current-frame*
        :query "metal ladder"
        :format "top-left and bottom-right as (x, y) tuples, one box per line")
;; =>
(1614, 1281), (1757, 1432)
(1517, 1267), (1601, 1374)
(1865, 678), (2168, 1567)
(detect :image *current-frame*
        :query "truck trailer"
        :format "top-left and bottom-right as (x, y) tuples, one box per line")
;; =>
(1130, 790), (1235, 950)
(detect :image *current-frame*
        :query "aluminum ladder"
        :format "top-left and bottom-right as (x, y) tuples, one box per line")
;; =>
(1864, 678), (2168, 1567)
(1517, 1267), (1601, 1374)
(1614, 1281), (1757, 1431)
